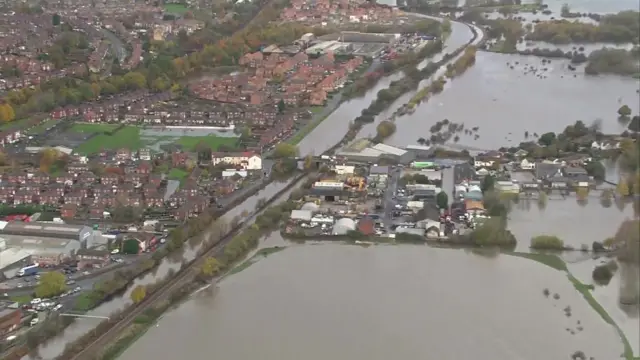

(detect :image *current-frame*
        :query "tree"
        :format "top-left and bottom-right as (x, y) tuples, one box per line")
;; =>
(303, 154), (315, 170)
(122, 238), (141, 254)
(35, 271), (66, 298)
(618, 104), (632, 117)
(0, 103), (15, 122)
(628, 115), (640, 132)
(584, 161), (605, 181)
(277, 99), (285, 113)
(617, 179), (630, 197)
(200, 257), (221, 278)
(600, 189), (613, 208)
(538, 132), (556, 146)
(436, 191), (448, 210)
(375, 120), (396, 140)
(273, 143), (298, 158)
(481, 174), (496, 193)
(52, 13), (61, 26)
(130, 285), (146, 304)
(39, 148), (59, 173)
(576, 187), (589, 207)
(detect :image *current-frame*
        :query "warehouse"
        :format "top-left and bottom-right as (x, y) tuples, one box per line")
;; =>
(336, 140), (414, 164)
(0, 234), (82, 267)
(0, 221), (93, 247)
(405, 144), (436, 159)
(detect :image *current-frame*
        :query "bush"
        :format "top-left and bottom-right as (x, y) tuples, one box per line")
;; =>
(530, 235), (565, 250)
(468, 217), (517, 247)
(592, 260), (618, 285)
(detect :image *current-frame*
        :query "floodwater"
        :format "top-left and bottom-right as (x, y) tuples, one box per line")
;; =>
(385, 51), (639, 150)
(120, 244), (623, 360)
(508, 196), (640, 355)
(23, 178), (306, 359)
(297, 18), (473, 156)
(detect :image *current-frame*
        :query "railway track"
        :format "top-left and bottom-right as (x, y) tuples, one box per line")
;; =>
(69, 228), (230, 360)
(69, 172), (307, 359)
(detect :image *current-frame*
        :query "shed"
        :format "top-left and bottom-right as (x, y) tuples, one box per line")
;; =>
(291, 210), (313, 222)
(333, 218), (356, 235)
(300, 202), (320, 211)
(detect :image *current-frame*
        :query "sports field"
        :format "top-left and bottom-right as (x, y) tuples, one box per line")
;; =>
(69, 124), (239, 155)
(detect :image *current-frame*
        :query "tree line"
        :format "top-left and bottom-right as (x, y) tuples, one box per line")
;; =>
(526, 11), (640, 44)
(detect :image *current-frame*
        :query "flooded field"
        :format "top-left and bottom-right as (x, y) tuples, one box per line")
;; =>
(120, 244), (624, 360)
(385, 51), (639, 150)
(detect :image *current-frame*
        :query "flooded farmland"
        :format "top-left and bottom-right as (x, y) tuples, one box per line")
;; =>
(120, 244), (624, 360)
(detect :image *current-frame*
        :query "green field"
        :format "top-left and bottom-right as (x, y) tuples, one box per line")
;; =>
(175, 135), (239, 151)
(168, 168), (189, 180)
(163, 3), (189, 14)
(25, 119), (57, 135)
(73, 126), (144, 155)
(70, 123), (120, 133)
(69, 124), (239, 155)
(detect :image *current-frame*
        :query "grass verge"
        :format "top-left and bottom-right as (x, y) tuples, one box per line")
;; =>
(503, 251), (567, 271)
(9, 295), (32, 304)
(226, 246), (287, 277)
(287, 113), (331, 145)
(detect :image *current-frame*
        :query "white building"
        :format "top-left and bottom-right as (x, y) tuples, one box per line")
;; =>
(211, 152), (262, 170)
(519, 159), (536, 170)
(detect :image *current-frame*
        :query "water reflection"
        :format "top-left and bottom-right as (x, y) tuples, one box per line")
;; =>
(509, 194), (633, 251)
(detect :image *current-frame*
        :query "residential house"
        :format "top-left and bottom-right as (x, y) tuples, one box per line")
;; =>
(535, 163), (562, 180)
(211, 152), (262, 170)
(61, 204), (78, 219)
(519, 159), (535, 170)
(563, 166), (588, 178)
(548, 176), (570, 190)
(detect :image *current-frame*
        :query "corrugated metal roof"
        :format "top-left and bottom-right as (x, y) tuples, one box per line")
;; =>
(371, 143), (407, 156)
(1, 221), (88, 239)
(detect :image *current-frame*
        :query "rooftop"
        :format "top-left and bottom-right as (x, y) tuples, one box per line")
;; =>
(371, 143), (407, 156)
(0, 234), (80, 252)
(0, 221), (89, 240)
(0, 247), (35, 269)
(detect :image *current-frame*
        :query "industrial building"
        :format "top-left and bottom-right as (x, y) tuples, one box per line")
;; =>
(0, 222), (92, 270)
(0, 222), (92, 245)
(405, 144), (436, 159)
(336, 139), (414, 164)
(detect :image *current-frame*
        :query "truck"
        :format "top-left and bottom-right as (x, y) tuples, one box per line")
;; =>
(17, 264), (40, 277)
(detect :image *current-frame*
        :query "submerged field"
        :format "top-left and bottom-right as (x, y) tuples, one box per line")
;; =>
(119, 244), (624, 360)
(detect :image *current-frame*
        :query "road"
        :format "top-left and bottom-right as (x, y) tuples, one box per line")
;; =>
(382, 167), (401, 233)
(101, 28), (128, 64)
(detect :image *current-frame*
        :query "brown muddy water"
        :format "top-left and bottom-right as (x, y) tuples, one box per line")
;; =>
(120, 244), (623, 360)
(384, 51), (640, 151)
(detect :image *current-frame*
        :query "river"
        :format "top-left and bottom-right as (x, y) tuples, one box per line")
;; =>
(120, 243), (623, 360)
